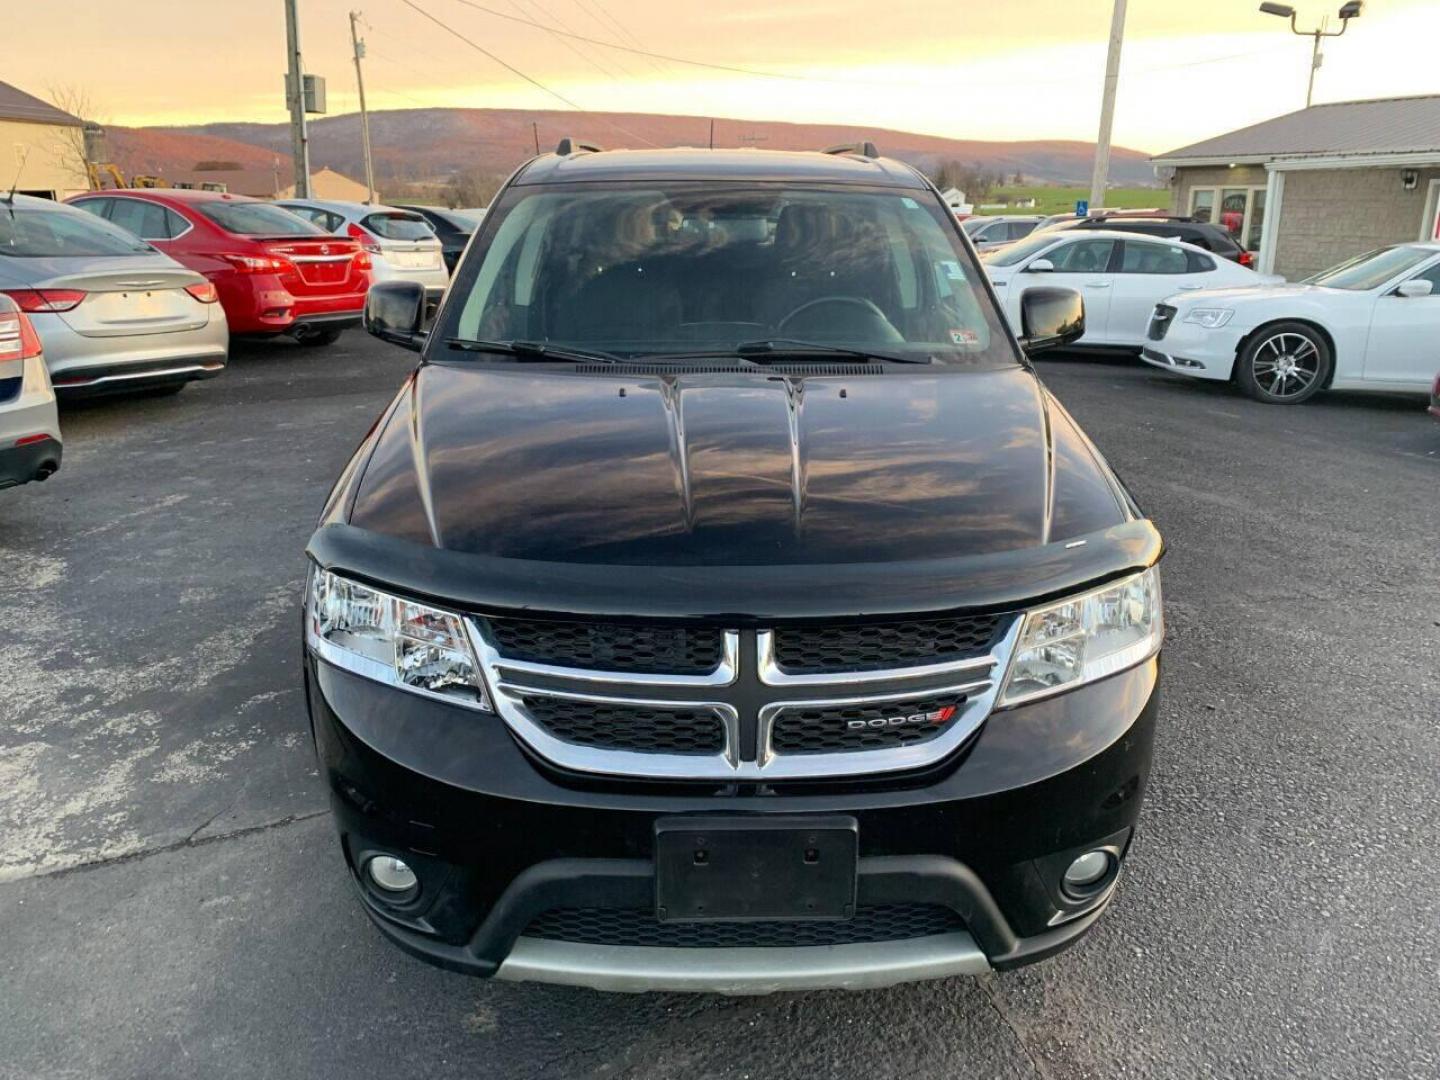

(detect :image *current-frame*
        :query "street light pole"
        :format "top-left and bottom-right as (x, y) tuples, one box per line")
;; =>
(1258, 3), (1364, 108)
(1089, 0), (1128, 213)
(350, 10), (377, 203)
(284, 0), (311, 198)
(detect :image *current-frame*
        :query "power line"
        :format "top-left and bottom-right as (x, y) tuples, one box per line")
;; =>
(441, 0), (1301, 90)
(395, 0), (658, 146)
(506, 0), (628, 81)
(445, 0), (816, 81)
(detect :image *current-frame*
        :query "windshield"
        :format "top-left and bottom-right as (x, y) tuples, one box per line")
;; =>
(981, 231), (1061, 267)
(0, 206), (152, 258)
(445, 182), (1014, 366)
(198, 201), (324, 237)
(1305, 246), (1435, 290)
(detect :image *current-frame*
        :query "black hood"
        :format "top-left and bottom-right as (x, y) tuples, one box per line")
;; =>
(345, 362), (1129, 568)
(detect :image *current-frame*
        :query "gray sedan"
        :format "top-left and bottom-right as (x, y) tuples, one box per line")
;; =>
(0, 195), (228, 395)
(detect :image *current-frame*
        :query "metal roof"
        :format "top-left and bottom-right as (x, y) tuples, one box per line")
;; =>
(0, 81), (84, 127)
(515, 147), (927, 188)
(1152, 95), (1440, 164)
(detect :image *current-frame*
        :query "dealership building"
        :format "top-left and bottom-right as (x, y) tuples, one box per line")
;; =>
(1151, 94), (1440, 281)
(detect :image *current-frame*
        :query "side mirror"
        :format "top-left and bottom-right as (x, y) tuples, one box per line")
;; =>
(1396, 279), (1434, 298)
(365, 281), (427, 351)
(1025, 258), (1055, 273)
(1019, 286), (1085, 356)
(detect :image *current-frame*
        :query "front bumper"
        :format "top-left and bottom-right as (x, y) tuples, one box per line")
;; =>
(1139, 318), (1245, 382)
(307, 651), (1159, 992)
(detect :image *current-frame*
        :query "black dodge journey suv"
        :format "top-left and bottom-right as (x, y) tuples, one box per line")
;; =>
(303, 142), (1165, 993)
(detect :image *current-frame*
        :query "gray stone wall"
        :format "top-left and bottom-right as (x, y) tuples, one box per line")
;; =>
(1273, 167), (1440, 280)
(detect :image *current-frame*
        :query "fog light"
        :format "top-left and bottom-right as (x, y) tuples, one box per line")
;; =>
(1063, 850), (1111, 892)
(367, 855), (418, 893)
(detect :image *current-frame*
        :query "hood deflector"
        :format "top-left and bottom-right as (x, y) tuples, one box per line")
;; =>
(307, 518), (1163, 621)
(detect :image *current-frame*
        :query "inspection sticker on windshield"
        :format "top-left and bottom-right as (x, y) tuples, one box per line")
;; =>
(940, 260), (965, 280)
(949, 328), (980, 346)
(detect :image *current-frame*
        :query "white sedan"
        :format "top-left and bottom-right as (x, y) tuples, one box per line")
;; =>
(981, 229), (1270, 349)
(1142, 243), (1440, 404)
(273, 199), (450, 301)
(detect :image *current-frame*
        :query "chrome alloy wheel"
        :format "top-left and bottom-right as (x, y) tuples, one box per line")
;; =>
(1250, 332), (1321, 399)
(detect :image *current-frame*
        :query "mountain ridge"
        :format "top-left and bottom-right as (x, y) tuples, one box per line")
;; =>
(112, 107), (1157, 189)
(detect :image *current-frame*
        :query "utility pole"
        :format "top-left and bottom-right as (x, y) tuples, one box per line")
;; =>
(1089, 0), (1127, 213)
(350, 10), (376, 202)
(284, 0), (312, 198)
(532, 121), (540, 155)
(708, 118), (715, 149)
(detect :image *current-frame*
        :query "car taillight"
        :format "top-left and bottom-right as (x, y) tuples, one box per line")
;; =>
(346, 223), (382, 254)
(1238, 250), (1255, 267)
(185, 281), (219, 303)
(354, 250), (372, 271)
(0, 306), (43, 360)
(219, 254), (289, 273)
(1, 288), (87, 313)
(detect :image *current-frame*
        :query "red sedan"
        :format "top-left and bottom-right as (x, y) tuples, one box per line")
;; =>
(68, 190), (371, 345)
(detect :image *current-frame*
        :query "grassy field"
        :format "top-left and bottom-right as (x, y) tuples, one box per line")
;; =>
(971, 186), (1169, 215)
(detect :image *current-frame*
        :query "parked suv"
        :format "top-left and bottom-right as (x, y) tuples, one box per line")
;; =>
(71, 190), (370, 345)
(1042, 215), (1252, 266)
(304, 145), (1165, 993)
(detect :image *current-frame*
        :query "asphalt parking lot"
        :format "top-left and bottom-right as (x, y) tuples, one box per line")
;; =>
(1, 335), (1437, 1080)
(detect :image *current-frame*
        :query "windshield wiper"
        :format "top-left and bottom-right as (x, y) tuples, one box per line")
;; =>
(732, 339), (932, 365)
(443, 338), (621, 364)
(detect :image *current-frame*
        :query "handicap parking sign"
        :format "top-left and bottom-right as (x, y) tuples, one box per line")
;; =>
(1075, 199), (1089, 217)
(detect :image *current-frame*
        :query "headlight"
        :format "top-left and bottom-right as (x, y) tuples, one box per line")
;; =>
(998, 566), (1162, 707)
(306, 567), (492, 711)
(1182, 308), (1234, 329)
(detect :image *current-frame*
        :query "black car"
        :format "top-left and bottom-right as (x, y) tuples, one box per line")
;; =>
(304, 143), (1165, 993)
(394, 204), (484, 274)
(1045, 214), (1251, 265)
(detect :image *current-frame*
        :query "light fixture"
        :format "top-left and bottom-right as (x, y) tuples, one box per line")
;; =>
(1402, 170), (1418, 191)
(1259, 2), (1295, 16)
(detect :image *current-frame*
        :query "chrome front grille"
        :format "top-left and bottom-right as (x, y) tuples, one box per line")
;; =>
(468, 616), (1020, 781)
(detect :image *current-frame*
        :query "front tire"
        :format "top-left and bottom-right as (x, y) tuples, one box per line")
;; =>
(1235, 322), (1331, 404)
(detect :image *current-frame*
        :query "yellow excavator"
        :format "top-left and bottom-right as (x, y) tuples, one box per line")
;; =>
(85, 163), (168, 191)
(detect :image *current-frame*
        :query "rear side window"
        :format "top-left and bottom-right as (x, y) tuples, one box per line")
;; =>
(0, 207), (152, 257)
(284, 205), (344, 232)
(362, 213), (435, 241)
(198, 201), (325, 237)
(1006, 220), (1038, 240)
(1186, 251), (1217, 273)
(107, 199), (188, 240)
(1119, 241), (1189, 275)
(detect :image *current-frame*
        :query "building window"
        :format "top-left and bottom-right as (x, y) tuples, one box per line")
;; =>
(1189, 186), (1266, 251)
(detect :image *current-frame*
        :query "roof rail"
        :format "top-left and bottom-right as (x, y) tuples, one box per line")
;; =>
(555, 137), (603, 156)
(821, 141), (878, 159)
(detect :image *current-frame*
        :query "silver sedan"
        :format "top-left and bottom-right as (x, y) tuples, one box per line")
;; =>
(0, 195), (228, 395)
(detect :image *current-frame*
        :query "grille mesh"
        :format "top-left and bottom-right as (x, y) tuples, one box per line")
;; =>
(520, 695), (725, 754)
(487, 619), (723, 675)
(769, 692), (967, 753)
(1148, 304), (1176, 341)
(524, 904), (966, 948)
(771, 615), (1005, 675)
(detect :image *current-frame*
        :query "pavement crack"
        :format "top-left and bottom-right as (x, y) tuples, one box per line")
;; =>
(974, 974), (1057, 1080)
(1, 808), (330, 887)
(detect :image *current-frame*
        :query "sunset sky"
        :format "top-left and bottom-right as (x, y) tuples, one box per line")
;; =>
(9, 0), (1440, 153)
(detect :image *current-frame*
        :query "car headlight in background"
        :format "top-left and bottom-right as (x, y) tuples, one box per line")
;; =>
(998, 566), (1162, 707)
(306, 568), (492, 711)
(1182, 308), (1234, 329)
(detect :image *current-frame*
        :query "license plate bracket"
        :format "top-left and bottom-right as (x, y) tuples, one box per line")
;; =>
(654, 816), (857, 923)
